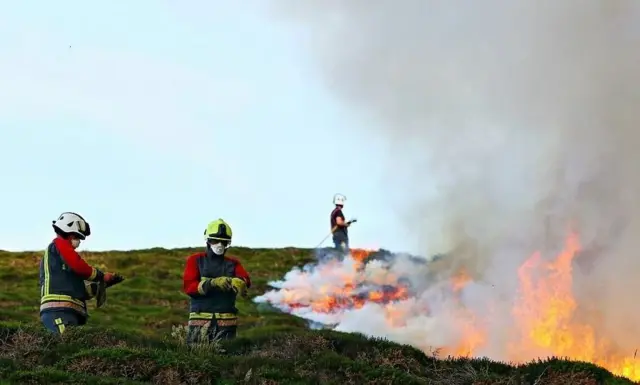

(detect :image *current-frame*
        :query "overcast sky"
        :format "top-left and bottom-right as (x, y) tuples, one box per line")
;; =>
(0, 1), (411, 253)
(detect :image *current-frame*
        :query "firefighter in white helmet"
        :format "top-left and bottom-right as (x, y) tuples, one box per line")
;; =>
(330, 193), (356, 252)
(39, 212), (124, 334)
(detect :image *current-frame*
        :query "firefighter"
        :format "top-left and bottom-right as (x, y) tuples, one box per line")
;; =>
(39, 212), (124, 334)
(330, 193), (356, 252)
(182, 218), (251, 345)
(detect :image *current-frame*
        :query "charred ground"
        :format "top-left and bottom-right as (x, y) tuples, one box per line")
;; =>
(0, 247), (635, 384)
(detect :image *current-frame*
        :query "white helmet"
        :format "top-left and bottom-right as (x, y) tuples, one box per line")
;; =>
(333, 193), (346, 206)
(52, 212), (91, 240)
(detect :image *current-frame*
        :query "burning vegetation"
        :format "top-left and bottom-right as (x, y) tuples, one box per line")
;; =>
(254, 232), (640, 381)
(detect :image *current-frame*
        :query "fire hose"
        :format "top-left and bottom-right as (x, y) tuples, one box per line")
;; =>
(313, 218), (358, 249)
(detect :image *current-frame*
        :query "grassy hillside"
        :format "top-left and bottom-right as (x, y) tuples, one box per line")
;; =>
(0, 246), (635, 384)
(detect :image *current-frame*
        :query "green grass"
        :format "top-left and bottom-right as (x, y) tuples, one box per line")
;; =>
(0, 246), (636, 384)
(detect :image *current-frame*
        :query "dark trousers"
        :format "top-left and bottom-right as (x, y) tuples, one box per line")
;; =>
(333, 233), (349, 252)
(41, 310), (83, 334)
(186, 314), (238, 345)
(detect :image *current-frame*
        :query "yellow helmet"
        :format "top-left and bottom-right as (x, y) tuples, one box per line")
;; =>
(204, 218), (232, 244)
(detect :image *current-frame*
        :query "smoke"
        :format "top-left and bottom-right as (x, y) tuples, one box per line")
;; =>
(268, 0), (640, 359)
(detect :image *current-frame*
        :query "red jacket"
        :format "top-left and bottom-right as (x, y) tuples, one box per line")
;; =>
(182, 249), (251, 315)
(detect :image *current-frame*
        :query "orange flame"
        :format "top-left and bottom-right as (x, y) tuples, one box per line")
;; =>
(451, 268), (472, 293)
(350, 248), (373, 264)
(509, 231), (640, 380)
(289, 248), (411, 314)
(269, 241), (640, 381)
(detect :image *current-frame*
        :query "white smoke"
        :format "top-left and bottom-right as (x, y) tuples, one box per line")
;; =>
(261, 0), (640, 371)
(255, 251), (511, 359)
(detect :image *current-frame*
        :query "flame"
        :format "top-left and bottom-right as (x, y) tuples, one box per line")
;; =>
(509, 232), (640, 380)
(350, 248), (373, 264)
(442, 266), (487, 357)
(279, 249), (411, 314)
(256, 239), (640, 381)
(451, 268), (472, 293)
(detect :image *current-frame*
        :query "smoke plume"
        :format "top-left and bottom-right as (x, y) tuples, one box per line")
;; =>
(267, 0), (640, 362)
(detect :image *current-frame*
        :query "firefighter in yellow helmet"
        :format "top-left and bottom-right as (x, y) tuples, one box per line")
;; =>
(182, 219), (251, 344)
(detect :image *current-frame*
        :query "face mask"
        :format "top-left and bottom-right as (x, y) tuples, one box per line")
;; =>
(71, 239), (81, 249)
(209, 242), (225, 255)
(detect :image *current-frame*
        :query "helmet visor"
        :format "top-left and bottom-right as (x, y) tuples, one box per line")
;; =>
(206, 237), (230, 247)
(80, 221), (91, 237)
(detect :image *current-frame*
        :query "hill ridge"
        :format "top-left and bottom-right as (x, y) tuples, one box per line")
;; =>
(0, 246), (635, 384)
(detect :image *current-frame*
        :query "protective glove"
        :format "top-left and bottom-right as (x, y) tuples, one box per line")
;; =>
(210, 277), (233, 291)
(347, 218), (358, 225)
(104, 273), (125, 288)
(231, 278), (248, 298)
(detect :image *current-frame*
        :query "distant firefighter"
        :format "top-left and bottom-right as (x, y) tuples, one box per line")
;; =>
(330, 193), (357, 252)
(182, 218), (251, 344)
(39, 212), (124, 334)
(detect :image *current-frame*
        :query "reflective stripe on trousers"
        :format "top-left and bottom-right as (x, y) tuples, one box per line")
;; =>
(187, 312), (238, 343)
(41, 310), (82, 334)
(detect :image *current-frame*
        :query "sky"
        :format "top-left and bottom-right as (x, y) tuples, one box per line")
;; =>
(0, 1), (413, 253)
